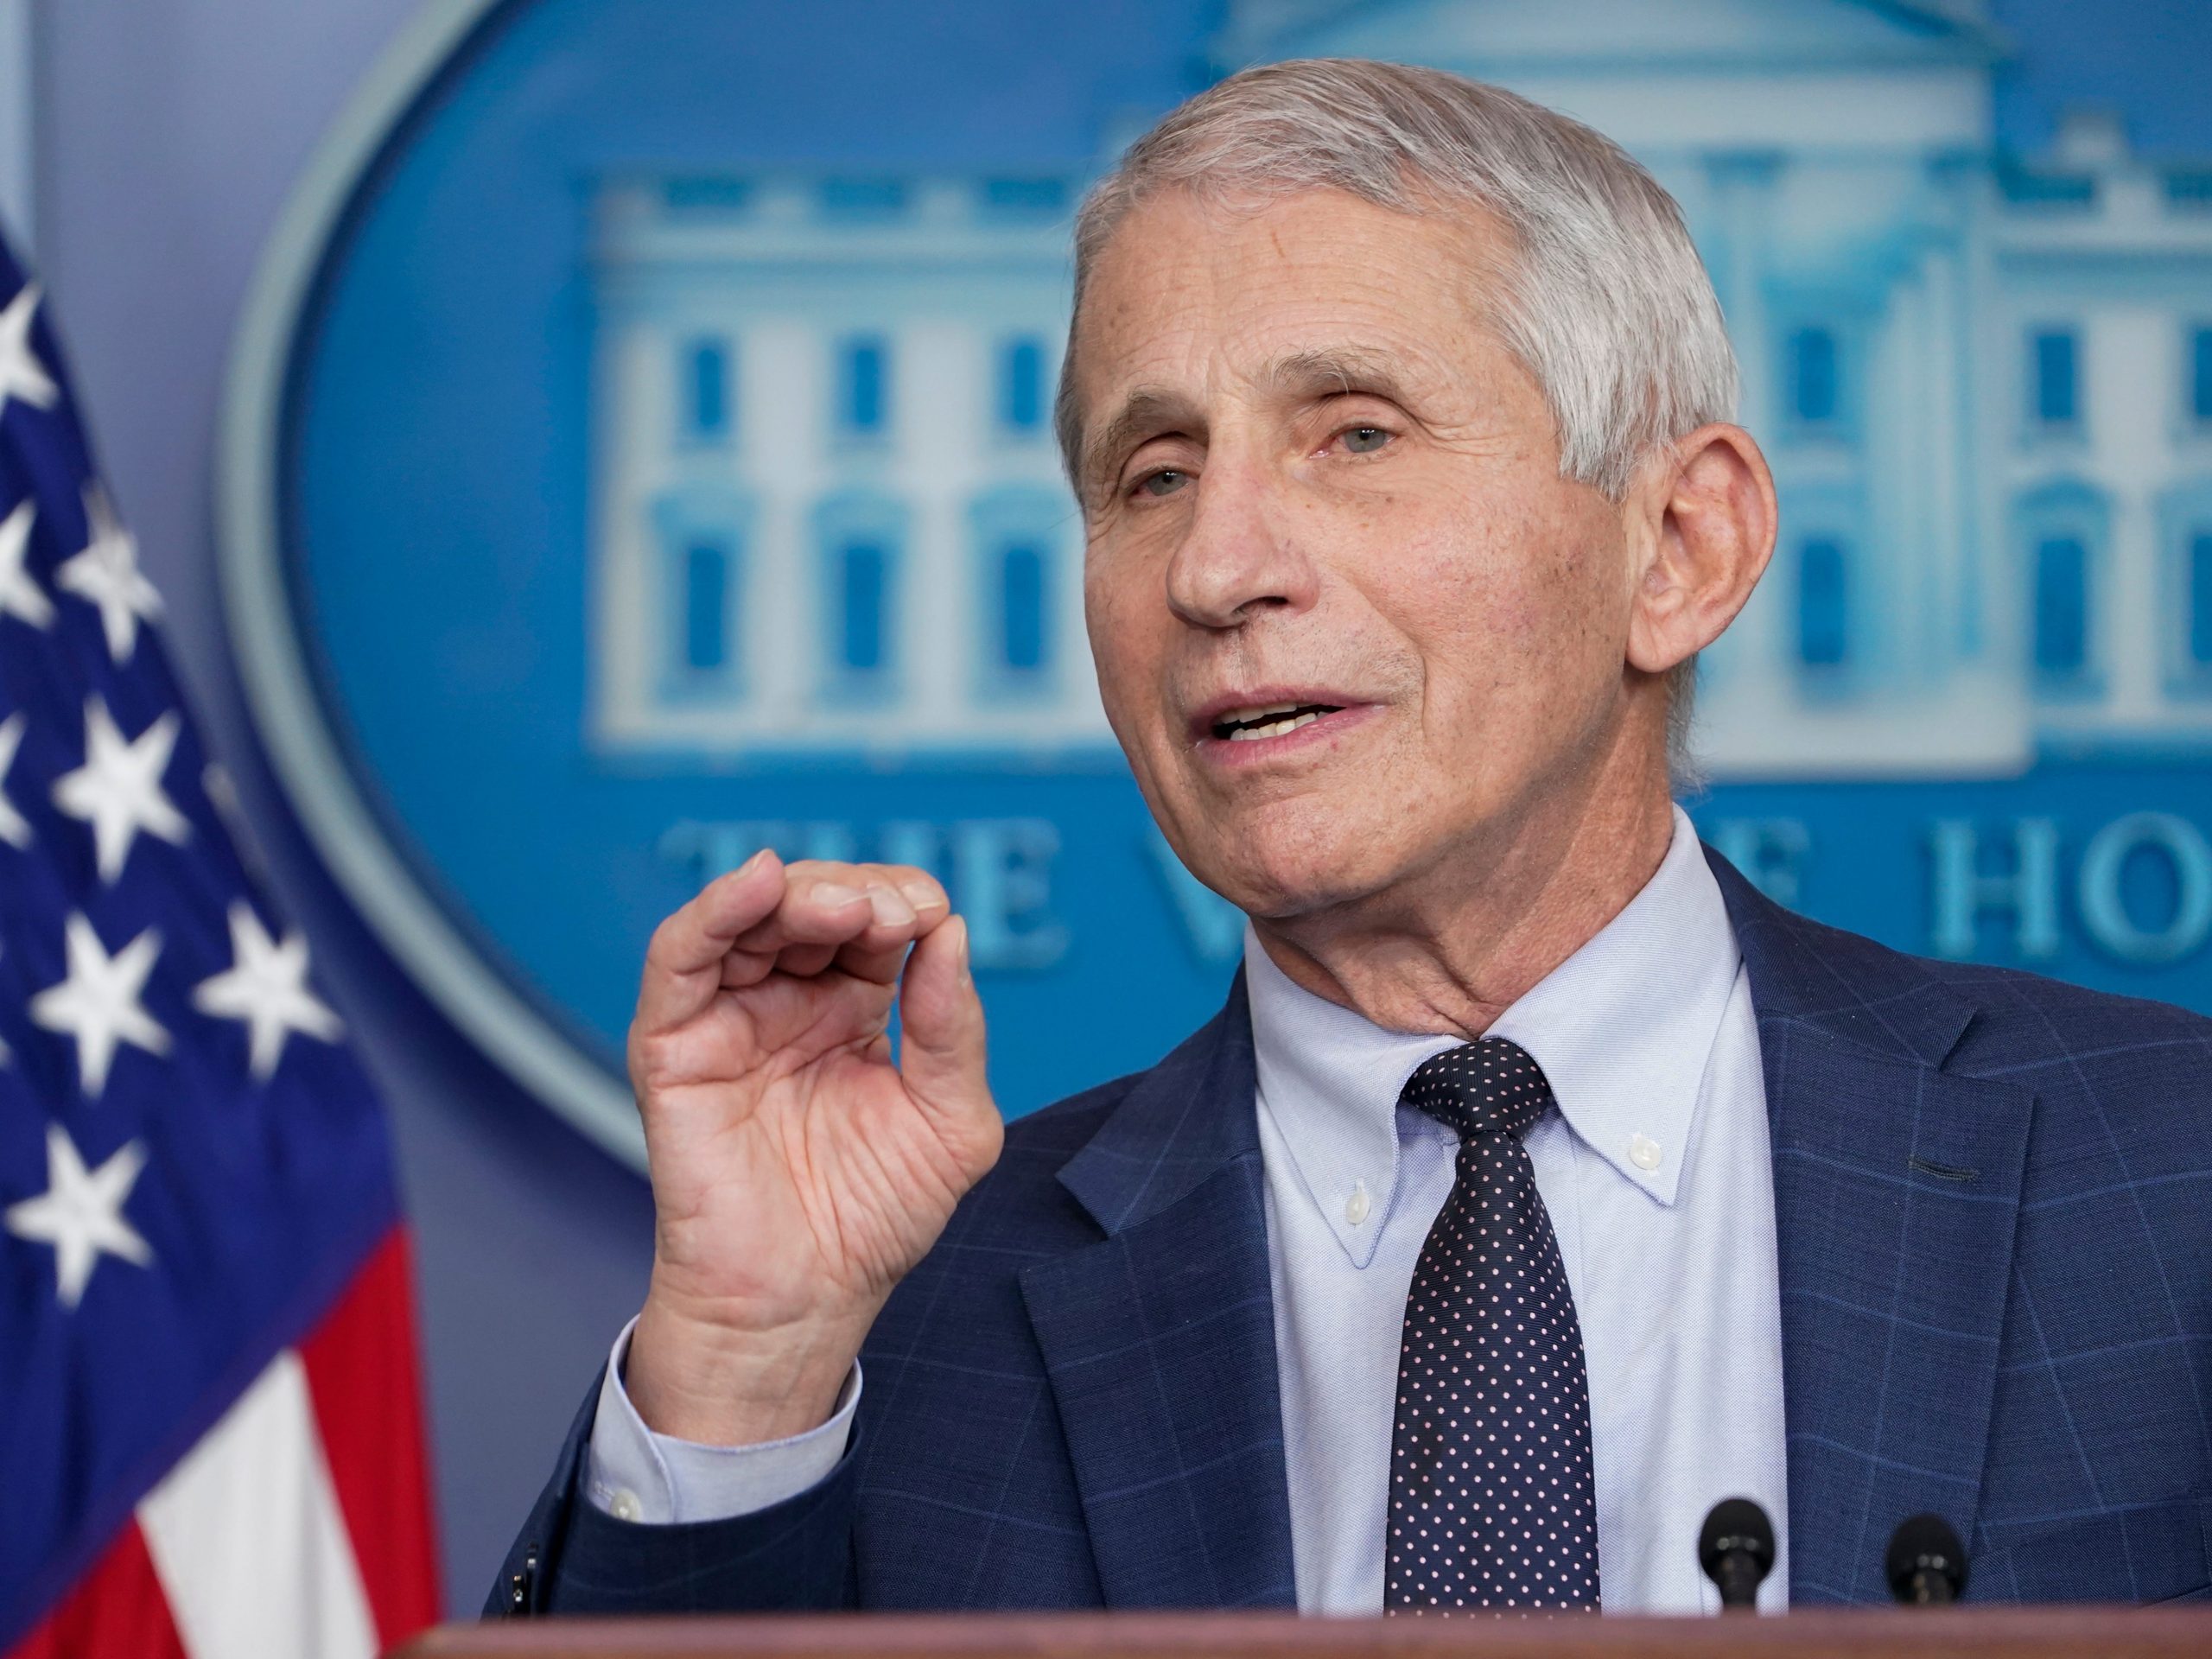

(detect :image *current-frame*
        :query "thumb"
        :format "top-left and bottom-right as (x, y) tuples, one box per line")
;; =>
(897, 915), (990, 1118)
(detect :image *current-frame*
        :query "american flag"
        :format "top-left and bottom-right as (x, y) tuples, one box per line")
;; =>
(0, 236), (438, 1654)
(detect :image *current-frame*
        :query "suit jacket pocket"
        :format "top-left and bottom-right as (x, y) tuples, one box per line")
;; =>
(1972, 1499), (2211, 1604)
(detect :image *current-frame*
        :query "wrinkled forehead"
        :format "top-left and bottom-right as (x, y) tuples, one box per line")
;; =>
(1060, 185), (1522, 488)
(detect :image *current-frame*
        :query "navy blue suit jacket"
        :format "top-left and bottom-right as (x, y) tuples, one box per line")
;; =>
(493, 851), (2212, 1613)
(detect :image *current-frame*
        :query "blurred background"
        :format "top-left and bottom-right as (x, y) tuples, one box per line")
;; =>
(6, 0), (2212, 1615)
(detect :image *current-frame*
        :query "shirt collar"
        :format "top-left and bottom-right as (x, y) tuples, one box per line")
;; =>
(1244, 805), (1741, 1267)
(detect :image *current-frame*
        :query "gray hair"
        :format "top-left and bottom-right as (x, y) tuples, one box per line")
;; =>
(1056, 58), (1738, 773)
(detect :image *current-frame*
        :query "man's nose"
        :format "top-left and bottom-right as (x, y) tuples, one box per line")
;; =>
(1162, 460), (1320, 630)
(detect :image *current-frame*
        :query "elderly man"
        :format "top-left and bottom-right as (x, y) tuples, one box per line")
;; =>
(496, 60), (2212, 1615)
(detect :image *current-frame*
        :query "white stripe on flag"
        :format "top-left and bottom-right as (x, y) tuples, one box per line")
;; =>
(137, 1347), (379, 1659)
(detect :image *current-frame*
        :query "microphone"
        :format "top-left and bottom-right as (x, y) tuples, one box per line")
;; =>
(1699, 1497), (1776, 1611)
(1885, 1513), (1967, 1605)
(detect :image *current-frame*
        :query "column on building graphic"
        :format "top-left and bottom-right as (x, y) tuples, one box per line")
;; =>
(587, 172), (1109, 760)
(1704, 149), (2005, 760)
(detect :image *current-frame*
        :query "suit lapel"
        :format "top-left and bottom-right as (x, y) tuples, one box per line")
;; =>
(1019, 981), (1299, 1609)
(1713, 850), (2034, 1605)
(1020, 856), (2037, 1609)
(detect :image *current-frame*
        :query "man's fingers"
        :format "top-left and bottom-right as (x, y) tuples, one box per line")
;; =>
(880, 867), (951, 922)
(642, 859), (954, 1033)
(637, 851), (788, 1033)
(776, 943), (841, 978)
(833, 938), (916, 985)
(898, 916), (991, 1122)
(730, 881), (871, 952)
(655, 851), (789, 970)
(731, 865), (950, 959)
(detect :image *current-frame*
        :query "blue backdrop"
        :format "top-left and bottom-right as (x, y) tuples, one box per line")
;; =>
(276, 0), (2212, 1158)
(30, 0), (2212, 1611)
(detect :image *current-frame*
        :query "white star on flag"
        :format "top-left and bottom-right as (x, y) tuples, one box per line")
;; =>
(29, 913), (171, 1097)
(4, 1122), (153, 1309)
(51, 696), (189, 881)
(54, 487), (160, 662)
(0, 281), (59, 419)
(0, 498), (54, 629)
(0, 710), (29, 849)
(194, 902), (346, 1081)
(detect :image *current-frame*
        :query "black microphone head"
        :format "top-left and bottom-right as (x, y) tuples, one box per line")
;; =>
(1885, 1513), (1967, 1603)
(1699, 1497), (1777, 1580)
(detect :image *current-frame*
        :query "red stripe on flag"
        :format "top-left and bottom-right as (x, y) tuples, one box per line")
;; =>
(7, 1520), (188, 1659)
(298, 1227), (442, 1649)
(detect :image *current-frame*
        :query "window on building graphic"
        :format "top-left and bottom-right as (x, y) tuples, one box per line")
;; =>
(653, 490), (750, 697)
(683, 539), (729, 671)
(2190, 532), (2212, 668)
(819, 177), (906, 219)
(836, 537), (892, 676)
(2031, 327), (2080, 428)
(1788, 327), (1839, 426)
(683, 338), (730, 440)
(838, 337), (889, 436)
(2190, 326), (2212, 424)
(967, 486), (1065, 697)
(663, 177), (753, 215)
(1797, 537), (1847, 668)
(982, 177), (1069, 219)
(812, 493), (905, 699)
(2034, 535), (2089, 675)
(999, 336), (1046, 435)
(996, 541), (1049, 673)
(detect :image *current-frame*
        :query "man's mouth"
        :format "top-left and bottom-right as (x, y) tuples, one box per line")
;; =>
(1210, 701), (1347, 742)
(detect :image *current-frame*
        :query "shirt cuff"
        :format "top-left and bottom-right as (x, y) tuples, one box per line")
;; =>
(582, 1316), (861, 1524)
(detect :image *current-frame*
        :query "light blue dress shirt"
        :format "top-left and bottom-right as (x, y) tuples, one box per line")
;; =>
(586, 807), (1790, 1613)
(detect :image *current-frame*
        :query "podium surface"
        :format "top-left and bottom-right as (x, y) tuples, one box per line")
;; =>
(401, 1607), (2212, 1658)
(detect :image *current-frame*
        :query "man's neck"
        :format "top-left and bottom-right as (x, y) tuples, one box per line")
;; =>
(1250, 772), (1677, 1039)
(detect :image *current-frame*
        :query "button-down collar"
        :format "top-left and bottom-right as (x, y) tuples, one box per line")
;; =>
(1246, 806), (1741, 1268)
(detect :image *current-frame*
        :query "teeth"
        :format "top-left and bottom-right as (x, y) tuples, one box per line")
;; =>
(1224, 702), (1304, 724)
(1227, 710), (1323, 741)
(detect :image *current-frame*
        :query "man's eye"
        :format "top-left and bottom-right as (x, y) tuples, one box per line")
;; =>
(1136, 467), (1190, 498)
(1339, 425), (1391, 454)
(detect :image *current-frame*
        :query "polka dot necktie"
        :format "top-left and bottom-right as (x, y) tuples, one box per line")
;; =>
(1383, 1038), (1601, 1611)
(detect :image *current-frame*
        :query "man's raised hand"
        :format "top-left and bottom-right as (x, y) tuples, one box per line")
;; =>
(623, 850), (1004, 1446)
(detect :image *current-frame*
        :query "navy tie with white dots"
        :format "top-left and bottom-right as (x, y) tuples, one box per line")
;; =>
(1383, 1038), (1601, 1611)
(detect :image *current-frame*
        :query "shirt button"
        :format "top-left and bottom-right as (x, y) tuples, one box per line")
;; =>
(1628, 1132), (1663, 1172)
(608, 1488), (644, 1522)
(1344, 1180), (1371, 1226)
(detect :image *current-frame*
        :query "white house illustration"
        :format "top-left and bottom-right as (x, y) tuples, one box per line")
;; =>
(586, 0), (2212, 779)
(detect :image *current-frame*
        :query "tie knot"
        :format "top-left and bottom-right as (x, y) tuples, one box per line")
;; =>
(1401, 1036), (1553, 1143)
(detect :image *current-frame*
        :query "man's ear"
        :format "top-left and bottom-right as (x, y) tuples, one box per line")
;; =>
(1624, 423), (1777, 676)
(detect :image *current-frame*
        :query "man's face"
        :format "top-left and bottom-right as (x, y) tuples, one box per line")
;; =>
(1074, 186), (1643, 920)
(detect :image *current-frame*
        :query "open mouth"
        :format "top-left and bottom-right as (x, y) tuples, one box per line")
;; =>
(1211, 701), (1346, 742)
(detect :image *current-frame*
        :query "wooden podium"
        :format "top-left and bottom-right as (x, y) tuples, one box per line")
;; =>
(397, 1607), (2212, 1659)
